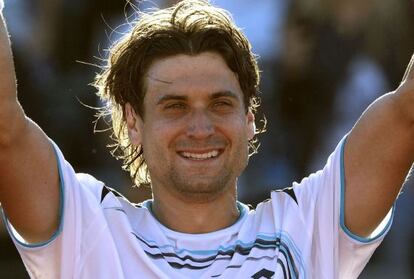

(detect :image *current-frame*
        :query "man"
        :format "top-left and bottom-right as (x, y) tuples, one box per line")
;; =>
(0, 0), (413, 278)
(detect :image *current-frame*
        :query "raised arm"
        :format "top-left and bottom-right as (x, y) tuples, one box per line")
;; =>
(344, 54), (414, 236)
(0, 2), (59, 243)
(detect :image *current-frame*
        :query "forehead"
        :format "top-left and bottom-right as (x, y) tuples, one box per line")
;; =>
(144, 52), (243, 102)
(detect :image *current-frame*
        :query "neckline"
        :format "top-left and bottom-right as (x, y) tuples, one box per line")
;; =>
(142, 200), (249, 239)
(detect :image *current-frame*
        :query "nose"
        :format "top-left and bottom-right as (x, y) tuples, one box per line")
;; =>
(186, 109), (214, 139)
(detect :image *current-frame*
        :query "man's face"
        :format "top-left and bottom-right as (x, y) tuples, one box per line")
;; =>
(126, 52), (255, 201)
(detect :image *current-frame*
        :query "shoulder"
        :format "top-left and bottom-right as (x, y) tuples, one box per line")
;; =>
(75, 173), (105, 197)
(73, 173), (133, 211)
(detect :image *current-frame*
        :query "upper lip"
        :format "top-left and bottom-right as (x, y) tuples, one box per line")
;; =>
(176, 148), (222, 153)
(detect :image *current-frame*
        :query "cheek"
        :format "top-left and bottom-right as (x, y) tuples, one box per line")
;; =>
(233, 115), (251, 135)
(221, 119), (250, 147)
(141, 121), (179, 156)
(141, 135), (169, 174)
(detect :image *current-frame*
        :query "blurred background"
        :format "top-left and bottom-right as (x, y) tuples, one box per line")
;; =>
(1, 0), (414, 277)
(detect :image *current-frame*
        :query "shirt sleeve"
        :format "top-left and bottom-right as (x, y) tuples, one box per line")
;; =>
(282, 136), (394, 278)
(1, 140), (107, 279)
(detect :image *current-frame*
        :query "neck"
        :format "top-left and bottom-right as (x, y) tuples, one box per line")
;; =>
(151, 185), (240, 234)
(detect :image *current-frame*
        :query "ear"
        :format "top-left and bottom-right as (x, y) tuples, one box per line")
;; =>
(125, 103), (143, 146)
(246, 110), (255, 140)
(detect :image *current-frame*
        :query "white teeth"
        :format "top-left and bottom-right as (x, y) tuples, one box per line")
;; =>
(181, 150), (219, 160)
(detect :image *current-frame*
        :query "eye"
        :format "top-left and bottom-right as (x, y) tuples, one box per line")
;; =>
(216, 101), (230, 106)
(211, 99), (234, 111)
(164, 102), (187, 110)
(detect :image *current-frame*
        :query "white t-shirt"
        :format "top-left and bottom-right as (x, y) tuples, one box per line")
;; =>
(2, 138), (393, 278)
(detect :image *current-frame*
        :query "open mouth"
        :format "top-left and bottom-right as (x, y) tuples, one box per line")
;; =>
(179, 150), (221, 160)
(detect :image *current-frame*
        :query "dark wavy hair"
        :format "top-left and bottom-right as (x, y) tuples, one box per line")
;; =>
(94, 0), (261, 186)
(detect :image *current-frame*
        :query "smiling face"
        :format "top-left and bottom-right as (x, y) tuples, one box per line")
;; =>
(125, 52), (255, 201)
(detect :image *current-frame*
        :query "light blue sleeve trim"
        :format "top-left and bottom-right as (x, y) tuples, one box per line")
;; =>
(1, 141), (65, 248)
(339, 136), (395, 243)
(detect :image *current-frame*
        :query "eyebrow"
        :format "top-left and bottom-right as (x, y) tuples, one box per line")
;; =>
(156, 91), (240, 105)
(210, 91), (239, 101)
(156, 94), (188, 105)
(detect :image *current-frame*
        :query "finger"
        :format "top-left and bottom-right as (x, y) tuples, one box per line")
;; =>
(402, 53), (414, 82)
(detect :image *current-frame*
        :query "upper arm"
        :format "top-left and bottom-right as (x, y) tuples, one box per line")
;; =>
(0, 109), (60, 244)
(0, 6), (60, 244)
(344, 56), (414, 237)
